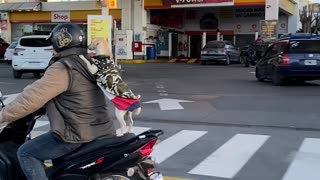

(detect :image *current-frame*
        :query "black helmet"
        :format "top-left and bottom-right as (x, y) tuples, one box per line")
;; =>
(48, 23), (86, 52)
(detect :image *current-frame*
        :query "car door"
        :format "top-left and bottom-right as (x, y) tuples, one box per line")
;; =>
(257, 45), (275, 77)
(266, 43), (281, 77)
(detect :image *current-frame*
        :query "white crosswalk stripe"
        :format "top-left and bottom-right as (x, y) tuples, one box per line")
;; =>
(282, 138), (320, 180)
(24, 124), (320, 179)
(189, 134), (270, 178)
(152, 130), (207, 164)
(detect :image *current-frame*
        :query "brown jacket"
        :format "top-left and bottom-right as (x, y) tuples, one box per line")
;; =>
(0, 62), (69, 123)
(0, 50), (116, 143)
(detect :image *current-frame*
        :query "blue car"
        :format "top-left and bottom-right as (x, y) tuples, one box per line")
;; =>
(255, 34), (320, 85)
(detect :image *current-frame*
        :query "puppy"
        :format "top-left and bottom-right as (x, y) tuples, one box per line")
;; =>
(81, 38), (141, 135)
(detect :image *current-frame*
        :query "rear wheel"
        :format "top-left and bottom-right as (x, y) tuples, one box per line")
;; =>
(272, 67), (284, 86)
(255, 67), (265, 82)
(33, 72), (41, 78)
(200, 60), (206, 65)
(224, 56), (230, 65)
(13, 70), (22, 79)
(97, 173), (136, 180)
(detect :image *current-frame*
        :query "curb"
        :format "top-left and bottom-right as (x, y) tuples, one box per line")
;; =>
(117, 60), (168, 64)
(117, 58), (199, 64)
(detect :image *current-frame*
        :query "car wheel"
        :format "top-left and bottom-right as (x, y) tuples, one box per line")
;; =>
(255, 67), (265, 82)
(200, 60), (206, 65)
(224, 56), (231, 65)
(272, 67), (284, 86)
(13, 70), (22, 79)
(33, 72), (41, 78)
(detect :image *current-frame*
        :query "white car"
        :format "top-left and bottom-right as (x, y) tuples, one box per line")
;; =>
(4, 41), (18, 64)
(12, 35), (54, 79)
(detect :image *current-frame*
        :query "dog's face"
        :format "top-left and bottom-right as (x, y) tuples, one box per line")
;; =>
(88, 38), (109, 50)
(88, 38), (111, 56)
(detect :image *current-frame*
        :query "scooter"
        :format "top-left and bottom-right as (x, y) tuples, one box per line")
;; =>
(0, 91), (164, 180)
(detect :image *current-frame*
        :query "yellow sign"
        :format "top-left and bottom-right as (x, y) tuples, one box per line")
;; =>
(279, 0), (296, 15)
(103, 0), (117, 9)
(87, 15), (112, 53)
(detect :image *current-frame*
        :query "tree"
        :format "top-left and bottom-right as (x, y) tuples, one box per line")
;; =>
(299, 3), (320, 33)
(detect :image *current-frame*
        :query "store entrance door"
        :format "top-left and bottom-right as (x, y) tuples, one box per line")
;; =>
(171, 34), (178, 58)
(190, 35), (201, 58)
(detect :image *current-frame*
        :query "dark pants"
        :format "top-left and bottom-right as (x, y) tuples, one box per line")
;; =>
(17, 132), (82, 180)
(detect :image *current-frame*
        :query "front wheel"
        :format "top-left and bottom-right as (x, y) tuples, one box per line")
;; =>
(13, 70), (22, 79)
(97, 173), (136, 180)
(272, 68), (284, 86)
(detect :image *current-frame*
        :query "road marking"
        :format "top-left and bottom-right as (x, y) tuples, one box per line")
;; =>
(189, 134), (270, 178)
(116, 126), (151, 136)
(3, 93), (20, 105)
(152, 130), (207, 164)
(0, 82), (14, 84)
(143, 98), (193, 110)
(249, 72), (255, 74)
(33, 120), (50, 129)
(282, 138), (320, 180)
(30, 130), (47, 138)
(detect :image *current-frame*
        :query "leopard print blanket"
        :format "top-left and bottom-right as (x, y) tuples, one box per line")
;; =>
(89, 55), (140, 100)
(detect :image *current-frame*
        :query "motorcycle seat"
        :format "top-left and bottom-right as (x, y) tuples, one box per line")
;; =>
(53, 133), (135, 162)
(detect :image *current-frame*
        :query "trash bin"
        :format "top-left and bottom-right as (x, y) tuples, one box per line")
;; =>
(146, 47), (156, 60)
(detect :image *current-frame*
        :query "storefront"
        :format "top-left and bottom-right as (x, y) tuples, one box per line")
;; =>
(0, 1), (122, 43)
(144, 0), (298, 59)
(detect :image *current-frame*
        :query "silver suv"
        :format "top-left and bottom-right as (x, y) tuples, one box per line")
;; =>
(200, 40), (240, 65)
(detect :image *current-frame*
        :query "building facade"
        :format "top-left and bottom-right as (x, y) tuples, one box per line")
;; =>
(140, 0), (299, 59)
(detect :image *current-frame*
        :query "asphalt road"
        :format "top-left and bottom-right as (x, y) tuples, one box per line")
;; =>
(1, 62), (320, 180)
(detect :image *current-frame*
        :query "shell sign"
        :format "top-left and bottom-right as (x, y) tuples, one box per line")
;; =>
(163, 0), (234, 7)
(102, 0), (117, 9)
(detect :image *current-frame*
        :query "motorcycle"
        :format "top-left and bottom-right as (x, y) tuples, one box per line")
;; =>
(0, 91), (164, 180)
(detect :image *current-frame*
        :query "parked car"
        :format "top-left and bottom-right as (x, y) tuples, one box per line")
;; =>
(200, 40), (241, 65)
(255, 34), (320, 85)
(0, 38), (9, 59)
(4, 41), (18, 64)
(12, 35), (54, 79)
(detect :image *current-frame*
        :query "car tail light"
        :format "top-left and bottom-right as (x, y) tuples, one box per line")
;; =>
(280, 54), (290, 65)
(13, 48), (25, 56)
(136, 139), (157, 158)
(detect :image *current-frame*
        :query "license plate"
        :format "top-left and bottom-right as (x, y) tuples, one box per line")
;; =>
(304, 60), (317, 65)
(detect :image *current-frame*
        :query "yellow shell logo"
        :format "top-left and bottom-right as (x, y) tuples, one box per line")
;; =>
(55, 28), (72, 48)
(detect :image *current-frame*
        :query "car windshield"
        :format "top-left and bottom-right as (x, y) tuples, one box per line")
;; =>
(20, 38), (52, 47)
(287, 40), (320, 53)
(205, 41), (225, 48)
(8, 42), (18, 49)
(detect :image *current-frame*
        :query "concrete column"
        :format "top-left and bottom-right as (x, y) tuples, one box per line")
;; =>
(255, 31), (259, 39)
(131, 0), (147, 59)
(288, 3), (299, 33)
(188, 35), (191, 57)
(202, 32), (206, 48)
(169, 32), (172, 58)
(120, 0), (132, 30)
(265, 0), (279, 20)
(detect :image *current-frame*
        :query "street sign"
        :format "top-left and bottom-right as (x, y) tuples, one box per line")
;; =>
(260, 20), (278, 42)
(143, 98), (193, 110)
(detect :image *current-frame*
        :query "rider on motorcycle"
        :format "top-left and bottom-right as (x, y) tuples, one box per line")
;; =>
(0, 23), (116, 180)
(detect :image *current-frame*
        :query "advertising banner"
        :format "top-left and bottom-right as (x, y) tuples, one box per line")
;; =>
(260, 20), (278, 42)
(163, 0), (234, 7)
(87, 15), (112, 55)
